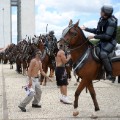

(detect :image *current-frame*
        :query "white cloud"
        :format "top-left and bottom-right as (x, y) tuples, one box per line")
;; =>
(35, 0), (113, 39)
(35, 0), (111, 13)
(83, 20), (98, 28)
(82, 20), (98, 37)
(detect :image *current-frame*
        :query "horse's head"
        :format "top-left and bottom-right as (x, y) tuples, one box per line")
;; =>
(62, 20), (87, 48)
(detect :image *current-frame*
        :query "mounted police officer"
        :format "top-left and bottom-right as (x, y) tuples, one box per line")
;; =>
(81, 5), (118, 81)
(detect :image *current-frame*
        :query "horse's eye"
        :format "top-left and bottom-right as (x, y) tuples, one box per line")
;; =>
(70, 31), (77, 36)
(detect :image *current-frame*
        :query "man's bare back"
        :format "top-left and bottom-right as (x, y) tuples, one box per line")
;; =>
(55, 49), (71, 67)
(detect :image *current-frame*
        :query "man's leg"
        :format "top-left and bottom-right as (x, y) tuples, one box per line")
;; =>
(60, 85), (72, 104)
(61, 85), (67, 96)
(32, 82), (42, 107)
(100, 51), (115, 81)
(18, 91), (34, 111)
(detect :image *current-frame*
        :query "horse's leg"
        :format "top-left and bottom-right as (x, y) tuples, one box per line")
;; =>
(87, 82), (100, 119)
(40, 75), (44, 85)
(87, 82), (100, 111)
(49, 67), (54, 77)
(73, 79), (88, 116)
(68, 67), (71, 81)
(51, 68), (54, 77)
(23, 62), (27, 76)
(74, 77), (80, 86)
(20, 62), (22, 73)
(12, 63), (13, 69)
(118, 76), (120, 83)
(23, 68), (25, 75)
(43, 66), (48, 86)
(49, 68), (52, 77)
(10, 64), (11, 69)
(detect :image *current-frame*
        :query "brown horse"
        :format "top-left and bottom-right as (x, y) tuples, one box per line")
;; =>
(62, 20), (120, 117)
(35, 36), (54, 85)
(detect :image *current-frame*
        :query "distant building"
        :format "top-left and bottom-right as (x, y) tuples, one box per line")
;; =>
(0, 0), (35, 48)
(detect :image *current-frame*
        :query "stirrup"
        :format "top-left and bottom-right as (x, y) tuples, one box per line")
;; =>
(106, 74), (115, 81)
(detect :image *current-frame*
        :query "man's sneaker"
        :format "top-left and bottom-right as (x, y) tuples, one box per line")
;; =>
(18, 106), (26, 112)
(62, 96), (72, 104)
(32, 104), (41, 108)
(60, 95), (63, 102)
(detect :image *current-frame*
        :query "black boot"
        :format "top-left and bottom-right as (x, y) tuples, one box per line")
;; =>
(102, 58), (115, 82)
(106, 72), (115, 82)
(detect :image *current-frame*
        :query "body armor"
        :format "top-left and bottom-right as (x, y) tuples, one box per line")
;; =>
(85, 15), (118, 81)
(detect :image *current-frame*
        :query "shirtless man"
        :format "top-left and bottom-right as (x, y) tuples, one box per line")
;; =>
(55, 45), (72, 104)
(18, 50), (52, 112)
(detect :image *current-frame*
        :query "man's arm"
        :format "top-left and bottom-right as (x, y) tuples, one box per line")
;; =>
(27, 59), (35, 87)
(39, 61), (53, 81)
(81, 25), (97, 34)
(60, 51), (71, 64)
(94, 22), (116, 41)
(85, 28), (97, 34)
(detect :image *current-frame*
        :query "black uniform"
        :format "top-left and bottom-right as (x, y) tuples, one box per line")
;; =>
(85, 15), (118, 80)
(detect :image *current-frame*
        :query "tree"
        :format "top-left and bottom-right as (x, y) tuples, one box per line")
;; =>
(116, 26), (120, 43)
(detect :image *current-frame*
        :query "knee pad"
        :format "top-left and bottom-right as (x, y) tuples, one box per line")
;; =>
(100, 51), (108, 59)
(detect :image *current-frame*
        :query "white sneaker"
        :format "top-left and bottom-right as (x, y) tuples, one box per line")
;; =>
(60, 95), (63, 102)
(62, 96), (72, 104)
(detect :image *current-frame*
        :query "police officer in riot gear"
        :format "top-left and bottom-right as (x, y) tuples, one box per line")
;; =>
(81, 5), (118, 81)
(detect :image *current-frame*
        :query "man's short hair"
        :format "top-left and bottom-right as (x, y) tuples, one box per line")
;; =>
(36, 51), (42, 55)
(34, 50), (42, 56)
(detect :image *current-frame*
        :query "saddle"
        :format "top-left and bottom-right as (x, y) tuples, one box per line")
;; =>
(91, 46), (120, 80)
(92, 46), (120, 62)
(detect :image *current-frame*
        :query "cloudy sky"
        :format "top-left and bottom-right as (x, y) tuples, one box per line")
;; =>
(12, 0), (120, 44)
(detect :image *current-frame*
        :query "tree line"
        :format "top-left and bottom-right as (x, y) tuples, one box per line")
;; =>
(116, 26), (120, 43)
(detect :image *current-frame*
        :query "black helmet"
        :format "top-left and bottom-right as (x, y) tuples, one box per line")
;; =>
(49, 30), (54, 35)
(101, 5), (113, 16)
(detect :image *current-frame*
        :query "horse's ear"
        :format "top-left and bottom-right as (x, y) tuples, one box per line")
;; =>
(69, 19), (73, 26)
(74, 20), (79, 28)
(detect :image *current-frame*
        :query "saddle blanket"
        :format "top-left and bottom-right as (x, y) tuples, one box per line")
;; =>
(115, 50), (120, 56)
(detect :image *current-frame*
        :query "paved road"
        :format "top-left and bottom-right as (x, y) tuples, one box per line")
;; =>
(0, 64), (120, 120)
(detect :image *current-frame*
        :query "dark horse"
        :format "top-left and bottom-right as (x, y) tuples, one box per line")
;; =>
(62, 20), (120, 117)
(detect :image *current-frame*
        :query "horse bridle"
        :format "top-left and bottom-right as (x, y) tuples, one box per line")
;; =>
(62, 24), (89, 51)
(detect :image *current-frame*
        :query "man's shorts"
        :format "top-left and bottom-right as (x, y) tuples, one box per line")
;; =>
(55, 67), (68, 86)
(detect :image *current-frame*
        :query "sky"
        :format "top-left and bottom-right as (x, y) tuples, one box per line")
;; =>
(12, 0), (120, 44)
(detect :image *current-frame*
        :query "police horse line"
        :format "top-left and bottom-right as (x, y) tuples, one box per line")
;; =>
(0, 32), (74, 86)
(0, 31), (120, 86)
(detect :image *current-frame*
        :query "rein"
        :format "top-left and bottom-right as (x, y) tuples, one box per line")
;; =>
(69, 40), (88, 51)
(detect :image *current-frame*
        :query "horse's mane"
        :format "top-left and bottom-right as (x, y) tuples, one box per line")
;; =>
(78, 26), (94, 46)
(77, 26), (88, 41)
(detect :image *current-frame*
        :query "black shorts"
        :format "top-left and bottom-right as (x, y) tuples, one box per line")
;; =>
(55, 67), (68, 86)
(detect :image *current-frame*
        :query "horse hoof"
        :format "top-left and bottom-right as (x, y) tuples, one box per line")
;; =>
(90, 114), (98, 119)
(40, 82), (42, 85)
(95, 107), (100, 111)
(49, 75), (54, 78)
(73, 111), (79, 116)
